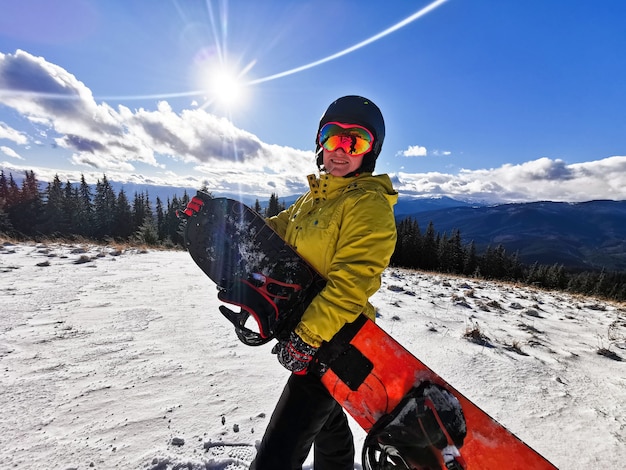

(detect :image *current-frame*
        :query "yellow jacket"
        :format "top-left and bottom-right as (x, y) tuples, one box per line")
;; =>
(267, 172), (398, 347)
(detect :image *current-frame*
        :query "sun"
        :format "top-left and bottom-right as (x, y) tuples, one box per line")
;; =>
(208, 66), (247, 108)
(191, 57), (254, 112)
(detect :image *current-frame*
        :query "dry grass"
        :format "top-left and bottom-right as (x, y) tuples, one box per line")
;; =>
(0, 234), (182, 253)
(463, 322), (494, 348)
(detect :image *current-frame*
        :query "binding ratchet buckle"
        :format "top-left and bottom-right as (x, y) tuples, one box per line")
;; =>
(362, 383), (467, 470)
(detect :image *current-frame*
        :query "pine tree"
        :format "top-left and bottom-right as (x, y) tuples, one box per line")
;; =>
(62, 180), (79, 235)
(0, 171), (8, 209)
(11, 171), (43, 236)
(132, 192), (146, 232)
(41, 175), (67, 235)
(156, 197), (165, 241)
(422, 221), (438, 270)
(143, 191), (154, 223)
(266, 193), (282, 217)
(4, 174), (21, 234)
(75, 174), (94, 237)
(437, 230), (464, 274)
(113, 189), (133, 239)
(449, 229), (465, 274)
(163, 195), (184, 246)
(437, 232), (451, 272)
(129, 191), (154, 236)
(392, 217), (427, 269)
(6, 173), (20, 210)
(463, 241), (478, 276)
(93, 175), (116, 239)
(480, 244), (510, 279)
(0, 171), (12, 233)
(134, 218), (159, 246)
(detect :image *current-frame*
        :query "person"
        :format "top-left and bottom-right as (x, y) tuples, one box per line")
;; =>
(250, 95), (398, 469)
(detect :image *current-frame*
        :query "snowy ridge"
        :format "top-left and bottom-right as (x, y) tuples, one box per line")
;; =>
(1, 242), (624, 469)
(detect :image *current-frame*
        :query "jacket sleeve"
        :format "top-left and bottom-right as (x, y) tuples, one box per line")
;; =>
(265, 205), (292, 238)
(295, 191), (397, 347)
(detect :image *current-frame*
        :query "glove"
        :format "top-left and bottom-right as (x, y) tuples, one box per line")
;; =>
(177, 195), (205, 220)
(272, 331), (318, 375)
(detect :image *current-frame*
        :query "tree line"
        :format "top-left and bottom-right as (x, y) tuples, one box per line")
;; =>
(392, 216), (626, 301)
(0, 171), (286, 247)
(1, 170), (624, 301)
(1, 171), (187, 246)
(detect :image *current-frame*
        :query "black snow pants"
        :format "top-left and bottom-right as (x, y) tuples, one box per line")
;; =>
(250, 372), (354, 470)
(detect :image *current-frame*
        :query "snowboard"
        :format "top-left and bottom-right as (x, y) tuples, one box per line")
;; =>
(182, 193), (558, 470)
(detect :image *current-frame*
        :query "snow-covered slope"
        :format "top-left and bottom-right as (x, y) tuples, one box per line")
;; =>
(1, 243), (624, 469)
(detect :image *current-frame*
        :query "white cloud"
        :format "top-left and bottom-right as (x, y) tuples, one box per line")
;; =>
(391, 155), (626, 203)
(0, 122), (28, 145)
(0, 50), (316, 197)
(1, 146), (23, 160)
(0, 51), (313, 173)
(398, 145), (428, 157)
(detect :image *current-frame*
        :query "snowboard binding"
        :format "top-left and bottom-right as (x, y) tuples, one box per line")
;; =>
(362, 383), (467, 470)
(217, 273), (303, 346)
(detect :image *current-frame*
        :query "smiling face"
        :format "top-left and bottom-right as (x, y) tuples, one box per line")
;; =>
(322, 148), (365, 177)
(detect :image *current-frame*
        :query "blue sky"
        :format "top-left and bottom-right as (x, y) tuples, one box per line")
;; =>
(1, 0), (625, 203)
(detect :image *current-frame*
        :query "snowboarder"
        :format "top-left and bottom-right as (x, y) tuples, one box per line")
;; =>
(181, 95), (468, 469)
(250, 95), (398, 469)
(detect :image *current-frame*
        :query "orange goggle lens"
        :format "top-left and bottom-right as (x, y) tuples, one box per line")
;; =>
(318, 121), (374, 157)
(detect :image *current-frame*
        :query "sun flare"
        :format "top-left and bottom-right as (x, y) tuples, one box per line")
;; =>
(208, 67), (246, 108)
(192, 57), (255, 111)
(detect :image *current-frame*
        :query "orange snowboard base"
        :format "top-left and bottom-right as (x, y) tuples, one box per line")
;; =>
(321, 317), (558, 469)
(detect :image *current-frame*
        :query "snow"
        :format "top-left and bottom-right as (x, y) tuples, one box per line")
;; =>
(1, 242), (625, 469)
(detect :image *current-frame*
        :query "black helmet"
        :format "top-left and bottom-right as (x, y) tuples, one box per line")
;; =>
(316, 95), (385, 174)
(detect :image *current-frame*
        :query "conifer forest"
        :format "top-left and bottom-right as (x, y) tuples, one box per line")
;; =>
(1, 170), (624, 301)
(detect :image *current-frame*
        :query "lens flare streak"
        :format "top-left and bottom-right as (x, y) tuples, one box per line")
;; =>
(2, 0), (449, 103)
(248, 0), (449, 85)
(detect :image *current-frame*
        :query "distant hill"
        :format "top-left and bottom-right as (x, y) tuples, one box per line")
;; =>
(399, 200), (626, 272)
(394, 195), (476, 216)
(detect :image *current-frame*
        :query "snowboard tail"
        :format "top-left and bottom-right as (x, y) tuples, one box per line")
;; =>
(321, 316), (557, 469)
(183, 195), (558, 469)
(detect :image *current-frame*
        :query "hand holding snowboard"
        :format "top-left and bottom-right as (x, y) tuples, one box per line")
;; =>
(272, 331), (318, 375)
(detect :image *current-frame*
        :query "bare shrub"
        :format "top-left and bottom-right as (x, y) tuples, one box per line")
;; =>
(505, 340), (529, 356)
(74, 255), (92, 265)
(463, 322), (493, 347)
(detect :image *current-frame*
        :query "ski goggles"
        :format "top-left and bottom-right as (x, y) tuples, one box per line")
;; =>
(318, 121), (374, 157)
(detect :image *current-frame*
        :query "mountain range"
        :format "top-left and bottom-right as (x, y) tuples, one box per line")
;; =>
(400, 198), (626, 272)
